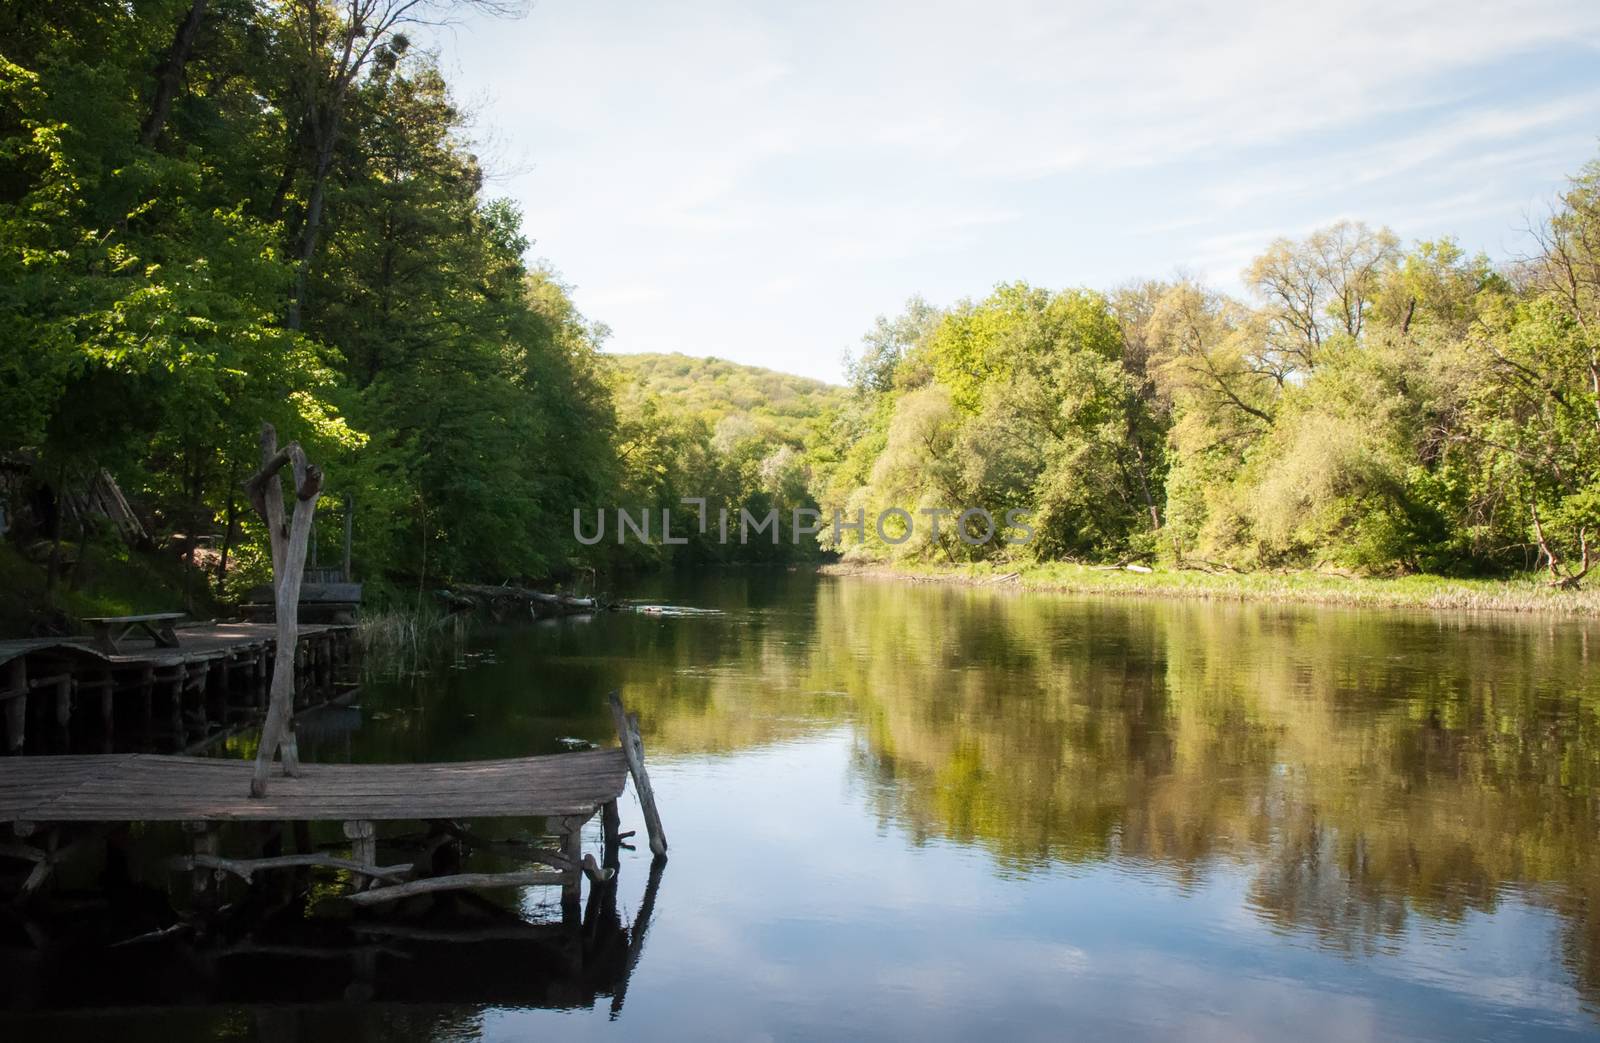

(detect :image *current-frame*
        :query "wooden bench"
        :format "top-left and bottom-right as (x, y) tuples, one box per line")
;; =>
(81, 612), (186, 654)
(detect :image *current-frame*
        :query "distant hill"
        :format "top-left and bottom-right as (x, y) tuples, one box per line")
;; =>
(608, 352), (848, 445)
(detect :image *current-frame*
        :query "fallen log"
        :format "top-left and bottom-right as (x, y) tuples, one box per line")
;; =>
(170, 852), (413, 885)
(340, 869), (567, 906)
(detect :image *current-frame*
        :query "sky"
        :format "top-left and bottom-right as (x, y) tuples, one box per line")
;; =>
(420, 0), (1600, 383)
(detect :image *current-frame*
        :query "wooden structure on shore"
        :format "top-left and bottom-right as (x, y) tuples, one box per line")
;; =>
(0, 693), (665, 911)
(241, 577), (364, 624)
(0, 622), (354, 755)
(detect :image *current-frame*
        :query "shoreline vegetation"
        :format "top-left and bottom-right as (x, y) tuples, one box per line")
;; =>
(4, 0), (1600, 620)
(819, 561), (1600, 615)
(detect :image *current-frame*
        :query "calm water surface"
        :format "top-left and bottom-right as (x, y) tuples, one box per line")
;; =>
(20, 571), (1600, 1040)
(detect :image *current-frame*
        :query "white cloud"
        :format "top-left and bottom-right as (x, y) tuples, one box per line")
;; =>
(421, 0), (1600, 381)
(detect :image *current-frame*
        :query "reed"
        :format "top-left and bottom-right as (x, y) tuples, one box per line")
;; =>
(357, 605), (469, 677)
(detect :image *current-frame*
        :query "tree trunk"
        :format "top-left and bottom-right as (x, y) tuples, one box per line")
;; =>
(181, 446), (203, 612)
(44, 465), (67, 599)
(245, 424), (322, 797)
(285, 122), (339, 330)
(342, 493), (354, 582)
(139, 0), (209, 148)
(1128, 422), (1162, 534)
(217, 460), (239, 583)
(414, 491), (428, 612)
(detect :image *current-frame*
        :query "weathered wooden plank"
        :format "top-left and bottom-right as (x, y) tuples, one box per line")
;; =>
(0, 625), (348, 668)
(0, 749), (628, 823)
(27, 795), (613, 817)
(0, 696), (659, 921)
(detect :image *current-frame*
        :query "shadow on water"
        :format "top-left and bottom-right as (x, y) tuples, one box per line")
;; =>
(0, 859), (665, 1034)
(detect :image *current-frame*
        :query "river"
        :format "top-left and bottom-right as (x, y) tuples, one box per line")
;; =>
(14, 570), (1600, 1040)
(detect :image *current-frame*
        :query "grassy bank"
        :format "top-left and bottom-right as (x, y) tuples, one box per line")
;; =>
(819, 560), (1600, 615)
(0, 541), (221, 634)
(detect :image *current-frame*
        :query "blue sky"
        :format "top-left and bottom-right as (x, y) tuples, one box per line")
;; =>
(421, 0), (1600, 383)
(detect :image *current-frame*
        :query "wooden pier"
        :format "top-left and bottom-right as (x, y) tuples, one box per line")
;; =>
(0, 621), (354, 755)
(0, 694), (666, 911)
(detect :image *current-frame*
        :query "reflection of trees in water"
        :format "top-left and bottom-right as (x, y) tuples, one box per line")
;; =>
(809, 580), (1600, 998)
(425, 572), (1600, 1002)
(604, 577), (864, 755)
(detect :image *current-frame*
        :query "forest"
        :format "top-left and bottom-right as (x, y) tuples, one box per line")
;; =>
(2, 0), (1599, 617)
(816, 187), (1600, 582)
(0, 0), (824, 617)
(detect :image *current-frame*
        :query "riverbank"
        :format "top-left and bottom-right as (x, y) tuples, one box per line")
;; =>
(0, 542), (222, 634)
(819, 560), (1600, 615)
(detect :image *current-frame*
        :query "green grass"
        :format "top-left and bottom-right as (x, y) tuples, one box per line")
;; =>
(0, 540), (220, 634)
(820, 559), (1600, 615)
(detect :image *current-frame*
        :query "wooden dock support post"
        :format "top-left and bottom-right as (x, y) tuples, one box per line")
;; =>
(24, 673), (73, 752)
(138, 664), (154, 730)
(184, 820), (221, 907)
(206, 659), (224, 719)
(94, 670), (114, 735)
(160, 665), (184, 736)
(250, 649), (266, 706)
(601, 799), (621, 871)
(608, 692), (667, 859)
(344, 819), (377, 891)
(2, 658), (25, 753)
(191, 662), (211, 729)
(52, 675), (71, 729)
(560, 815), (585, 908)
(3, 696), (23, 753)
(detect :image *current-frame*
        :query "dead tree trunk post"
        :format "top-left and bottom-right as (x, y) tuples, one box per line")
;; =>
(245, 423), (322, 797)
(608, 692), (667, 859)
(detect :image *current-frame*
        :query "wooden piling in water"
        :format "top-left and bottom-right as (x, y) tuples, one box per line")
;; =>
(3, 657), (27, 753)
(609, 692), (667, 859)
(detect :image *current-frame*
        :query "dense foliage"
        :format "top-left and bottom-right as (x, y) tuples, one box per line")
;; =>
(813, 173), (1600, 581)
(2, 0), (1597, 600)
(0, 0), (624, 598)
(605, 353), (843, 567)
(612, 352), (845, 446)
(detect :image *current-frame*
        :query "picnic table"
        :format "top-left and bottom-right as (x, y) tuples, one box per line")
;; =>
(81, 612), (186, 654)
